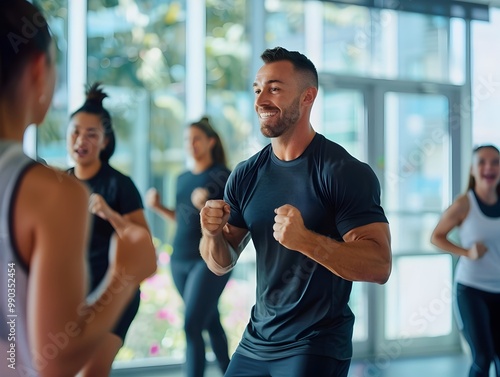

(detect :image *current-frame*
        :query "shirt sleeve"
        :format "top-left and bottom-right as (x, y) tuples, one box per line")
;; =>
(333, 160), (388, 237)
(224, 162), (248, 230)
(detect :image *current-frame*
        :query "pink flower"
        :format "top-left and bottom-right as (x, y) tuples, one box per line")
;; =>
(156, 307), (179, 324)
(145, 273), (169, 289)
(158, 251), (170, 265)
(140, 291), (149, 301)
(150, 343), (160, 356)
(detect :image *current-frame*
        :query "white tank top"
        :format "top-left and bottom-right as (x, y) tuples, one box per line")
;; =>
(0, 141), (39, 376)
(456, 190), (500, 293)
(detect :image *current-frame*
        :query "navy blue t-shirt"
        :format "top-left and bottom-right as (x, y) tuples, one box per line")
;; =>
(68, 163), (144, 291)
(173, 164), (230, 260)
(224, 133), (387, 361)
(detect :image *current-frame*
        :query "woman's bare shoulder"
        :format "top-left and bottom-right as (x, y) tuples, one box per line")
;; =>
(14, 164), (90, 264)
(31, 164), (87, 194)
(453, 193), (470, 210)
(445, 193), (470, 223)
(19, 164), (89, 213)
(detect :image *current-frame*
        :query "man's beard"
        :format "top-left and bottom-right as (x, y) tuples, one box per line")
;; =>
(260, 97), (300, 138)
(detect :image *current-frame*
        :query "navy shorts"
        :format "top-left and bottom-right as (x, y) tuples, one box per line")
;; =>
(225, 352), (351, 377)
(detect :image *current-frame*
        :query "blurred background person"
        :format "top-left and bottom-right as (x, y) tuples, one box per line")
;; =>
(431, 145), (500, 377)
(147, 117), (231, 377)
(67, 82), (151, 377)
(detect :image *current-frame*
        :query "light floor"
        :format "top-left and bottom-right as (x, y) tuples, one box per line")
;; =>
(111, 352), (498, 377)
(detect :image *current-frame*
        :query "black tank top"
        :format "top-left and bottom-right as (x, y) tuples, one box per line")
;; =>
(472, 189), (500, 218)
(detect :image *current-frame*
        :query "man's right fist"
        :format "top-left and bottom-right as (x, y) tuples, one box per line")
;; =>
(200, 200), (230, 236)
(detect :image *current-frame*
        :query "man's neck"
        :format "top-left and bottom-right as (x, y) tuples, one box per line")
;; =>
(271, 125), (316, 161)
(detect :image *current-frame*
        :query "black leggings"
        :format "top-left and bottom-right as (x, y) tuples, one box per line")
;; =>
(170, 258), (231, 377)
(456, 283), (500, 377)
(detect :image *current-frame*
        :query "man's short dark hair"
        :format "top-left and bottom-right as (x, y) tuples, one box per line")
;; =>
(260, 46), (318, 88)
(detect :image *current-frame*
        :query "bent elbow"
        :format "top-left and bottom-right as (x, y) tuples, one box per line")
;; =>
(429, 231), (437, 246)
(374, 256), (392, 285)
(351, 261), (391, 285)
(373, 266), (391, 285)
(430, 232), (440, 248)
(376, 267), (391, 284)
(430, 232), (447, 252)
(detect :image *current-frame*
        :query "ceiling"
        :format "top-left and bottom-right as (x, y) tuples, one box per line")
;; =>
(462, 0), (500, 7)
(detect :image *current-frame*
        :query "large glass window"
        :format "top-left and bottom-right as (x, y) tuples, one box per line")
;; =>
(321, 89), (366, 160)
(472, 8), (500, 146)
(384, 92), (450, 254)
(84, 0), (257, 366)
(382, 91), (458, 355)
(87, 0), (192, 365)
(206, 0), (254, 165)
(320, 3), (465, 84)
(265, 0), (305, 50)
(385, 254), (454, 339)
(35, 0), (256, 368)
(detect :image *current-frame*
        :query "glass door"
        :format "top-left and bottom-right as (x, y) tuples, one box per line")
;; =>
(382, 91), (460, 357)
(319, 78), (463, 360)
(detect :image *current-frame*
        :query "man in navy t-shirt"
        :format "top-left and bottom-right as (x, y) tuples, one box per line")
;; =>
(200, 46), (392, 377)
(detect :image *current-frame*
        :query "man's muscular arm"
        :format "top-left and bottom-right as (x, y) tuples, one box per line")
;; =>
(273, 204), (391, 284)
(199, 200), (249, 275)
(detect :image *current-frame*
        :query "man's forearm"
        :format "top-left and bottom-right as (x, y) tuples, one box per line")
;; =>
(293, 225), (391, 284)
(199, 233), (237, 276)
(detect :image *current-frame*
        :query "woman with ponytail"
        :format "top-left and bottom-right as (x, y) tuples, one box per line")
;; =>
(431, 145), (500, 377)
(146, 117), (232, 377)
(67, 83), (151, 376)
